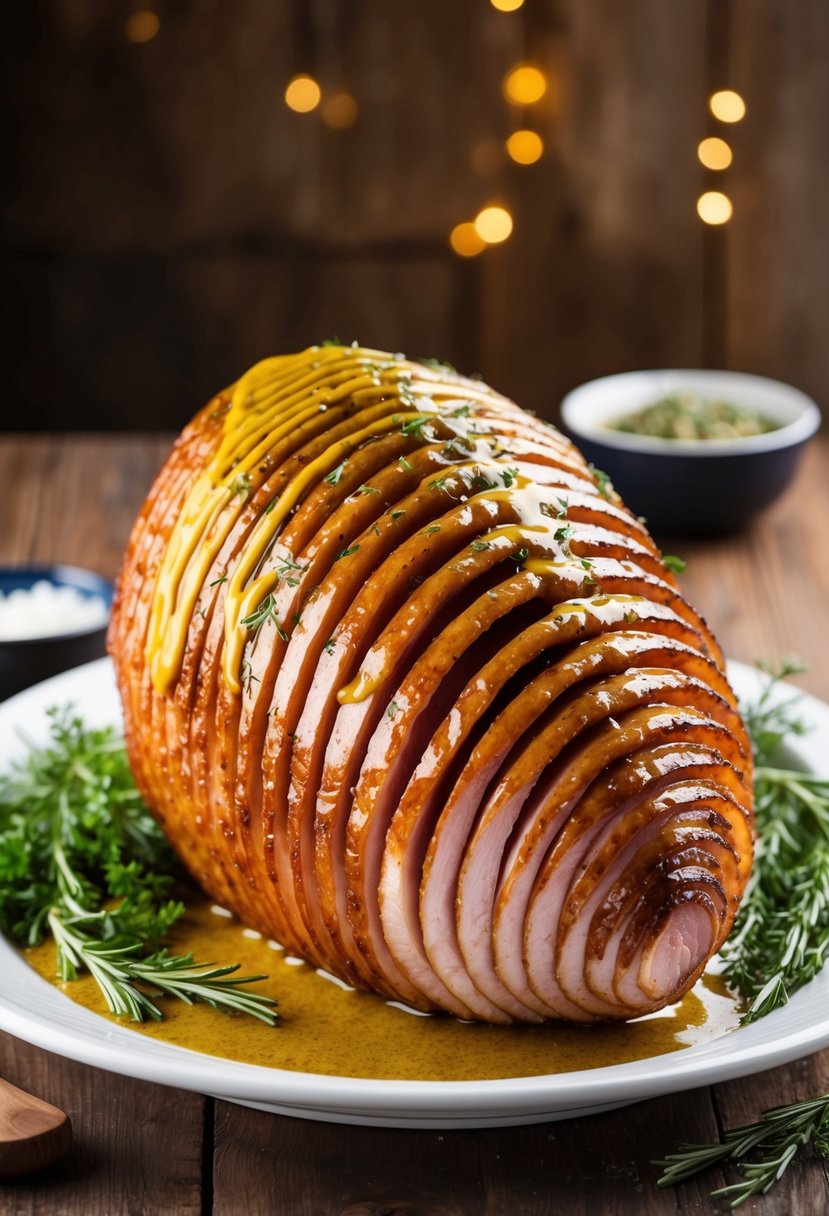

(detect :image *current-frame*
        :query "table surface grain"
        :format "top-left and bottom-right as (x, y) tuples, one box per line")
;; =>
(1, 432), (828, 1216)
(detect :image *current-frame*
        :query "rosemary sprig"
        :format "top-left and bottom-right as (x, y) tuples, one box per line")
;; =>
(0, 710), (277, 1025)
(657, 1094), (829, 1208)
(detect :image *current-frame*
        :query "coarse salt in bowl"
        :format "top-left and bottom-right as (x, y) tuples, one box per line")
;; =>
(0, 566), (113, 701)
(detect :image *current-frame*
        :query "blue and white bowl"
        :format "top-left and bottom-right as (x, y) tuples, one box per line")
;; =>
(560, 369), (821, 536)
(0, 565), (113, 701)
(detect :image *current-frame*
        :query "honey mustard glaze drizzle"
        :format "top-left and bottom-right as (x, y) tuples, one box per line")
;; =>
(145, 345), (668, 701)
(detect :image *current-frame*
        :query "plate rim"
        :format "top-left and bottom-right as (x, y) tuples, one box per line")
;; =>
(2, 656), (828, 1124)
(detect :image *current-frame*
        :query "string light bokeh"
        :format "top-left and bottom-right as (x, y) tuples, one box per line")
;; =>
(125, 11), (160, 44)
(503, 64), (547, 106)
(697, 191), (733, 225)
(506, 130), (544, 165)
(270, 10), (749, 247)
(285, 75), (322, 114)
(710, 90), (747, 123)
(697, 88), (745, 225)
(474, 205), (514, 244)
(698, 137), (733, 171)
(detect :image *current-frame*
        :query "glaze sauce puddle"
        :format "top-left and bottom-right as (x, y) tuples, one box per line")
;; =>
(24, 897), (741, 1081)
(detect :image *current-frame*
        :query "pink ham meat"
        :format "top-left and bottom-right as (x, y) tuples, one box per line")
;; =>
(109, 345), (754, 1022)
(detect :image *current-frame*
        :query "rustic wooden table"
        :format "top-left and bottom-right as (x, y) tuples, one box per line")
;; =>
(1, 433), (828, 1215)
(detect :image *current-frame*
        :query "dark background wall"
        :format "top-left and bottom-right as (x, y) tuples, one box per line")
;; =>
(2, 0), (827, 431)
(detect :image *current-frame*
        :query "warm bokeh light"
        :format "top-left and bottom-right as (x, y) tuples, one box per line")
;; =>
(698, 136), (733, 170)
(490, 0), (525, 10)
(321, 92), (358, 129)
(285, 75), (322, 114)
(125, 11), (160, 43)
(449, 223), (486, 258)
(709, 90), (746, 123)
(474, 205), (514, 244)
(503, 64), (547, 105)
(697, 191), (733, 225)
(506, 129), (544, 165)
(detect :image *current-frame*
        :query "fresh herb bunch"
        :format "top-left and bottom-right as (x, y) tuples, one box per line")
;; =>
(658, 658), (829, 1206)
(721, 658), (829, 1023)
(0, 709), (277, 1025)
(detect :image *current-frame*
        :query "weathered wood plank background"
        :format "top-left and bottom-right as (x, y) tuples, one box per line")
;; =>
(1, 0), (827, 430)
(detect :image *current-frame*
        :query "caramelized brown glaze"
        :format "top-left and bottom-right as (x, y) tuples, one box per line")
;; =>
(109, 345), (754, 1022)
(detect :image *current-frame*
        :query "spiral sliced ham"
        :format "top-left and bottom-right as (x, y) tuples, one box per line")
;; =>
(109, 345), (754, 1022)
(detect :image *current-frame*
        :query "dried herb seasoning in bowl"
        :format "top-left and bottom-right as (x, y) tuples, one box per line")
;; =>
(0, 566), (112, 701)
(560, 370), (821, 536)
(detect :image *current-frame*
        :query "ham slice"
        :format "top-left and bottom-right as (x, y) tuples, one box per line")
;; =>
(110, 345), (754, 1021)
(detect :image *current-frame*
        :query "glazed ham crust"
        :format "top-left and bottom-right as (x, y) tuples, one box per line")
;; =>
(109, 346), (754, 1022)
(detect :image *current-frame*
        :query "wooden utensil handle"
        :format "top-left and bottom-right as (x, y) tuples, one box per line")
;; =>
(0, 1075), (72, 1178)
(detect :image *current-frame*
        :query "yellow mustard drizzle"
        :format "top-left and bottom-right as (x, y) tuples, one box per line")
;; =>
(146, 346), (515, 696)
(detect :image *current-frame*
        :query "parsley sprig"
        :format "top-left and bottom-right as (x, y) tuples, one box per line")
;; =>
(0, 711), (277, 1025)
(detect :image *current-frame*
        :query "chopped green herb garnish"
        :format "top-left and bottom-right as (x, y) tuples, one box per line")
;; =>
(429, 477), (453, 494)
(335, 544), (360, 561)
(588, 464), (614, 500)
(241, 593), (288, 641)
(324, 462), (346, 486)
(387, 701), (400, 719)
(663, 554), (687, 574)
(420, 357), (457, 374)
(356, 484), (380, 496)
(230, 472), (252, 501)
(390, 509), (407, 521)
(471, 540), (491, 552)
(398, 457), (415, 473)
(274, 554), (307, 587)
(399, 416), (436, 440)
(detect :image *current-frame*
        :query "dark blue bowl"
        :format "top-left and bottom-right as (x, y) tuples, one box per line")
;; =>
(560, 370), (821, 537)
(0, 565), (113, 701)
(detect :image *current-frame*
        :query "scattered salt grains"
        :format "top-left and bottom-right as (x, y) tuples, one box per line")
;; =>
(0, 580), (108, 641)
(241, 928), (262, 940)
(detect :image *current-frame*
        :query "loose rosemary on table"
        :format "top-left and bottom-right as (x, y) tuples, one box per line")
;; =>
(0, 710), (277, 1025)
(658, 657), (829, 1207)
